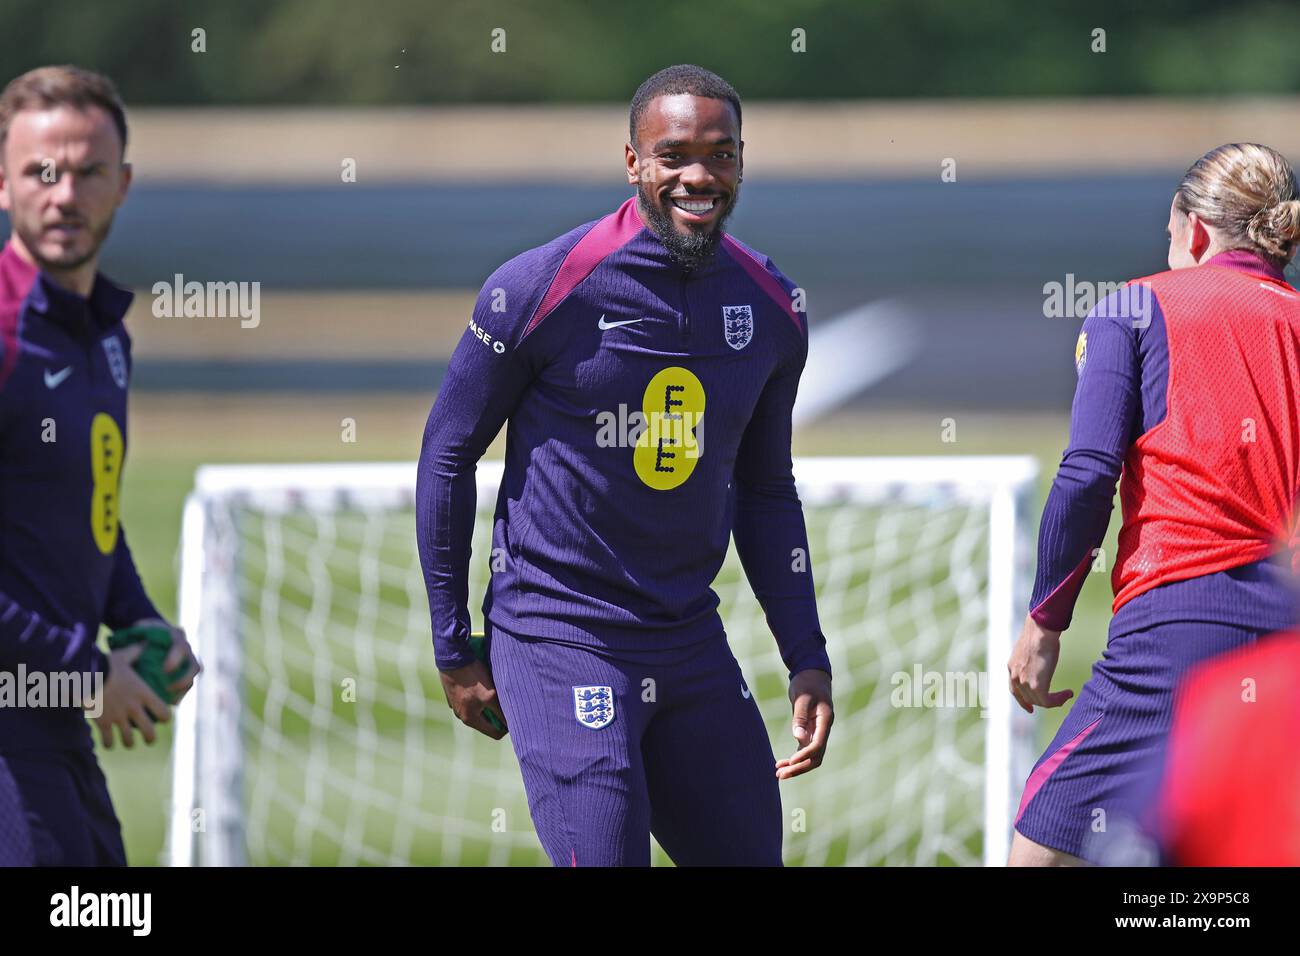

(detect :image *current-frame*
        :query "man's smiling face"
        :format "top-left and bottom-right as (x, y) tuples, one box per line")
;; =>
(626, 93), (742, 270)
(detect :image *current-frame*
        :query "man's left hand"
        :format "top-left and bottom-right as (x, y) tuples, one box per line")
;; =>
(776, 668), (833, 780)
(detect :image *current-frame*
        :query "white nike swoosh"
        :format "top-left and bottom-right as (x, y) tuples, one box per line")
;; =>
(44, 366), (73, 389)
(597, 314), (645, 330)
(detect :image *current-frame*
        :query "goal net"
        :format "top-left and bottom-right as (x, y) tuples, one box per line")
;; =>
(167, 456), (1038, 867)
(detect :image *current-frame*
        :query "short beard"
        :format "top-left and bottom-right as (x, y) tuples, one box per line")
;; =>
(17, 216), (113, 277)
(637, 182), (739, 272)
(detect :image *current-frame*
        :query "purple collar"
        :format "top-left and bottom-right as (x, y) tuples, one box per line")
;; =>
(0, 240), (133, 331)
(1205, 248), (1288, 283)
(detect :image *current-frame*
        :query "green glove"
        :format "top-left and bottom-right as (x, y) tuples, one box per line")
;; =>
(107, 625), (194, 705)
(468, 631), (506, 734)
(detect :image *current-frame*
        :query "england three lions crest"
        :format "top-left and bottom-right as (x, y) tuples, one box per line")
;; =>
(723, 304), (754, 351)
(102, 336), (128, 389)
(573, 685), (615, 730)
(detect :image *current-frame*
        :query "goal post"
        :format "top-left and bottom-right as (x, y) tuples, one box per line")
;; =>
(167, 456), (1038, 867)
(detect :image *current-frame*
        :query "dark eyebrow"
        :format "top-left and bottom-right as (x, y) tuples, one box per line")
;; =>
(19, 158), (107, 174)
(651, 135), (736, 152)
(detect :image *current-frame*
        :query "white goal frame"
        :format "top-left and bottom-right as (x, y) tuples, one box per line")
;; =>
(167, 455), (1039, 867)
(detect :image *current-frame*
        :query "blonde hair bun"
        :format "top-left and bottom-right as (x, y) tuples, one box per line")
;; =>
(1247, 199), (1300, 262)
(1176, 143), (1299, 267)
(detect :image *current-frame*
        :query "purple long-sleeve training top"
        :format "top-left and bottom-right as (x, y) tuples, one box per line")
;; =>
(0, 242), (162, 752)
(1029, 251), (1299, 637)
(416, 196), (832, 679)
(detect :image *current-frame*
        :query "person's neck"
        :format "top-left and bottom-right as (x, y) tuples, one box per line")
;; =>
(9, 235), (96, 297)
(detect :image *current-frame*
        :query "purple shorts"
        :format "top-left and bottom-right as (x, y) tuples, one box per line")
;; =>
(0, 756), (34, 866)
(0, 749), (126, 866)
(486, 622), (783, 866)
(1014, 619), (1266, 862)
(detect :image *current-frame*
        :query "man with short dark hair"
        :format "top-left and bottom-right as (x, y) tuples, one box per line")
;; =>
(418, 64), (833, 866)
(0, 65), (198, 866)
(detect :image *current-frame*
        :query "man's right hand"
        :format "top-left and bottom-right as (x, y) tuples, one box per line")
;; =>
(439, 659), (508, 740)
(90, 643), (172, 749)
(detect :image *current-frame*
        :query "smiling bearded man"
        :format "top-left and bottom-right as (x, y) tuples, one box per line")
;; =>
(416, 63), (834, 866)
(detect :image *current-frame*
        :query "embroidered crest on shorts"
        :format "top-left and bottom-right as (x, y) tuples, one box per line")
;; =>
(573, 685), (615, 729)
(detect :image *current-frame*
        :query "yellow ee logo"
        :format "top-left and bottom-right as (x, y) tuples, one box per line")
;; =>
(633, 366), (705, 490)
(90, 413), (123, 554)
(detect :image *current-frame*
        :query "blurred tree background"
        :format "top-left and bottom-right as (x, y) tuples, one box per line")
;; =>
(3, 0), (1299, 105)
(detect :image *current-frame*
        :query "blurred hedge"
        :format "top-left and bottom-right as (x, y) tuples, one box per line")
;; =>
(4, 0), (1299, 104)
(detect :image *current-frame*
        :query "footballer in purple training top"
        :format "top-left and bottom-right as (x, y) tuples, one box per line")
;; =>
(0, 66), (199, 866)
(416, 64), (835, 866)
(1007, 143), (1300, 865)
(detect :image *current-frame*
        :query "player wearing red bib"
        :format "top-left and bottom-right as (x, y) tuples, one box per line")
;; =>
(1009, 143), (1300, 865)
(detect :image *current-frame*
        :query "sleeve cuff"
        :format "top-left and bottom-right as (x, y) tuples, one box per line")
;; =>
(434, 643), (478, 673)
(785, 642), (832, 680)
(105, 597), (166, 632)
(91, 642), (110, 680)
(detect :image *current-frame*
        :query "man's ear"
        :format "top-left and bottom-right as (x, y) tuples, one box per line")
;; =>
(737, 139), (744, 182)
(116, 161), (132, 207)
(625, 144), (639, 186)
(0, 162), (9, 214)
